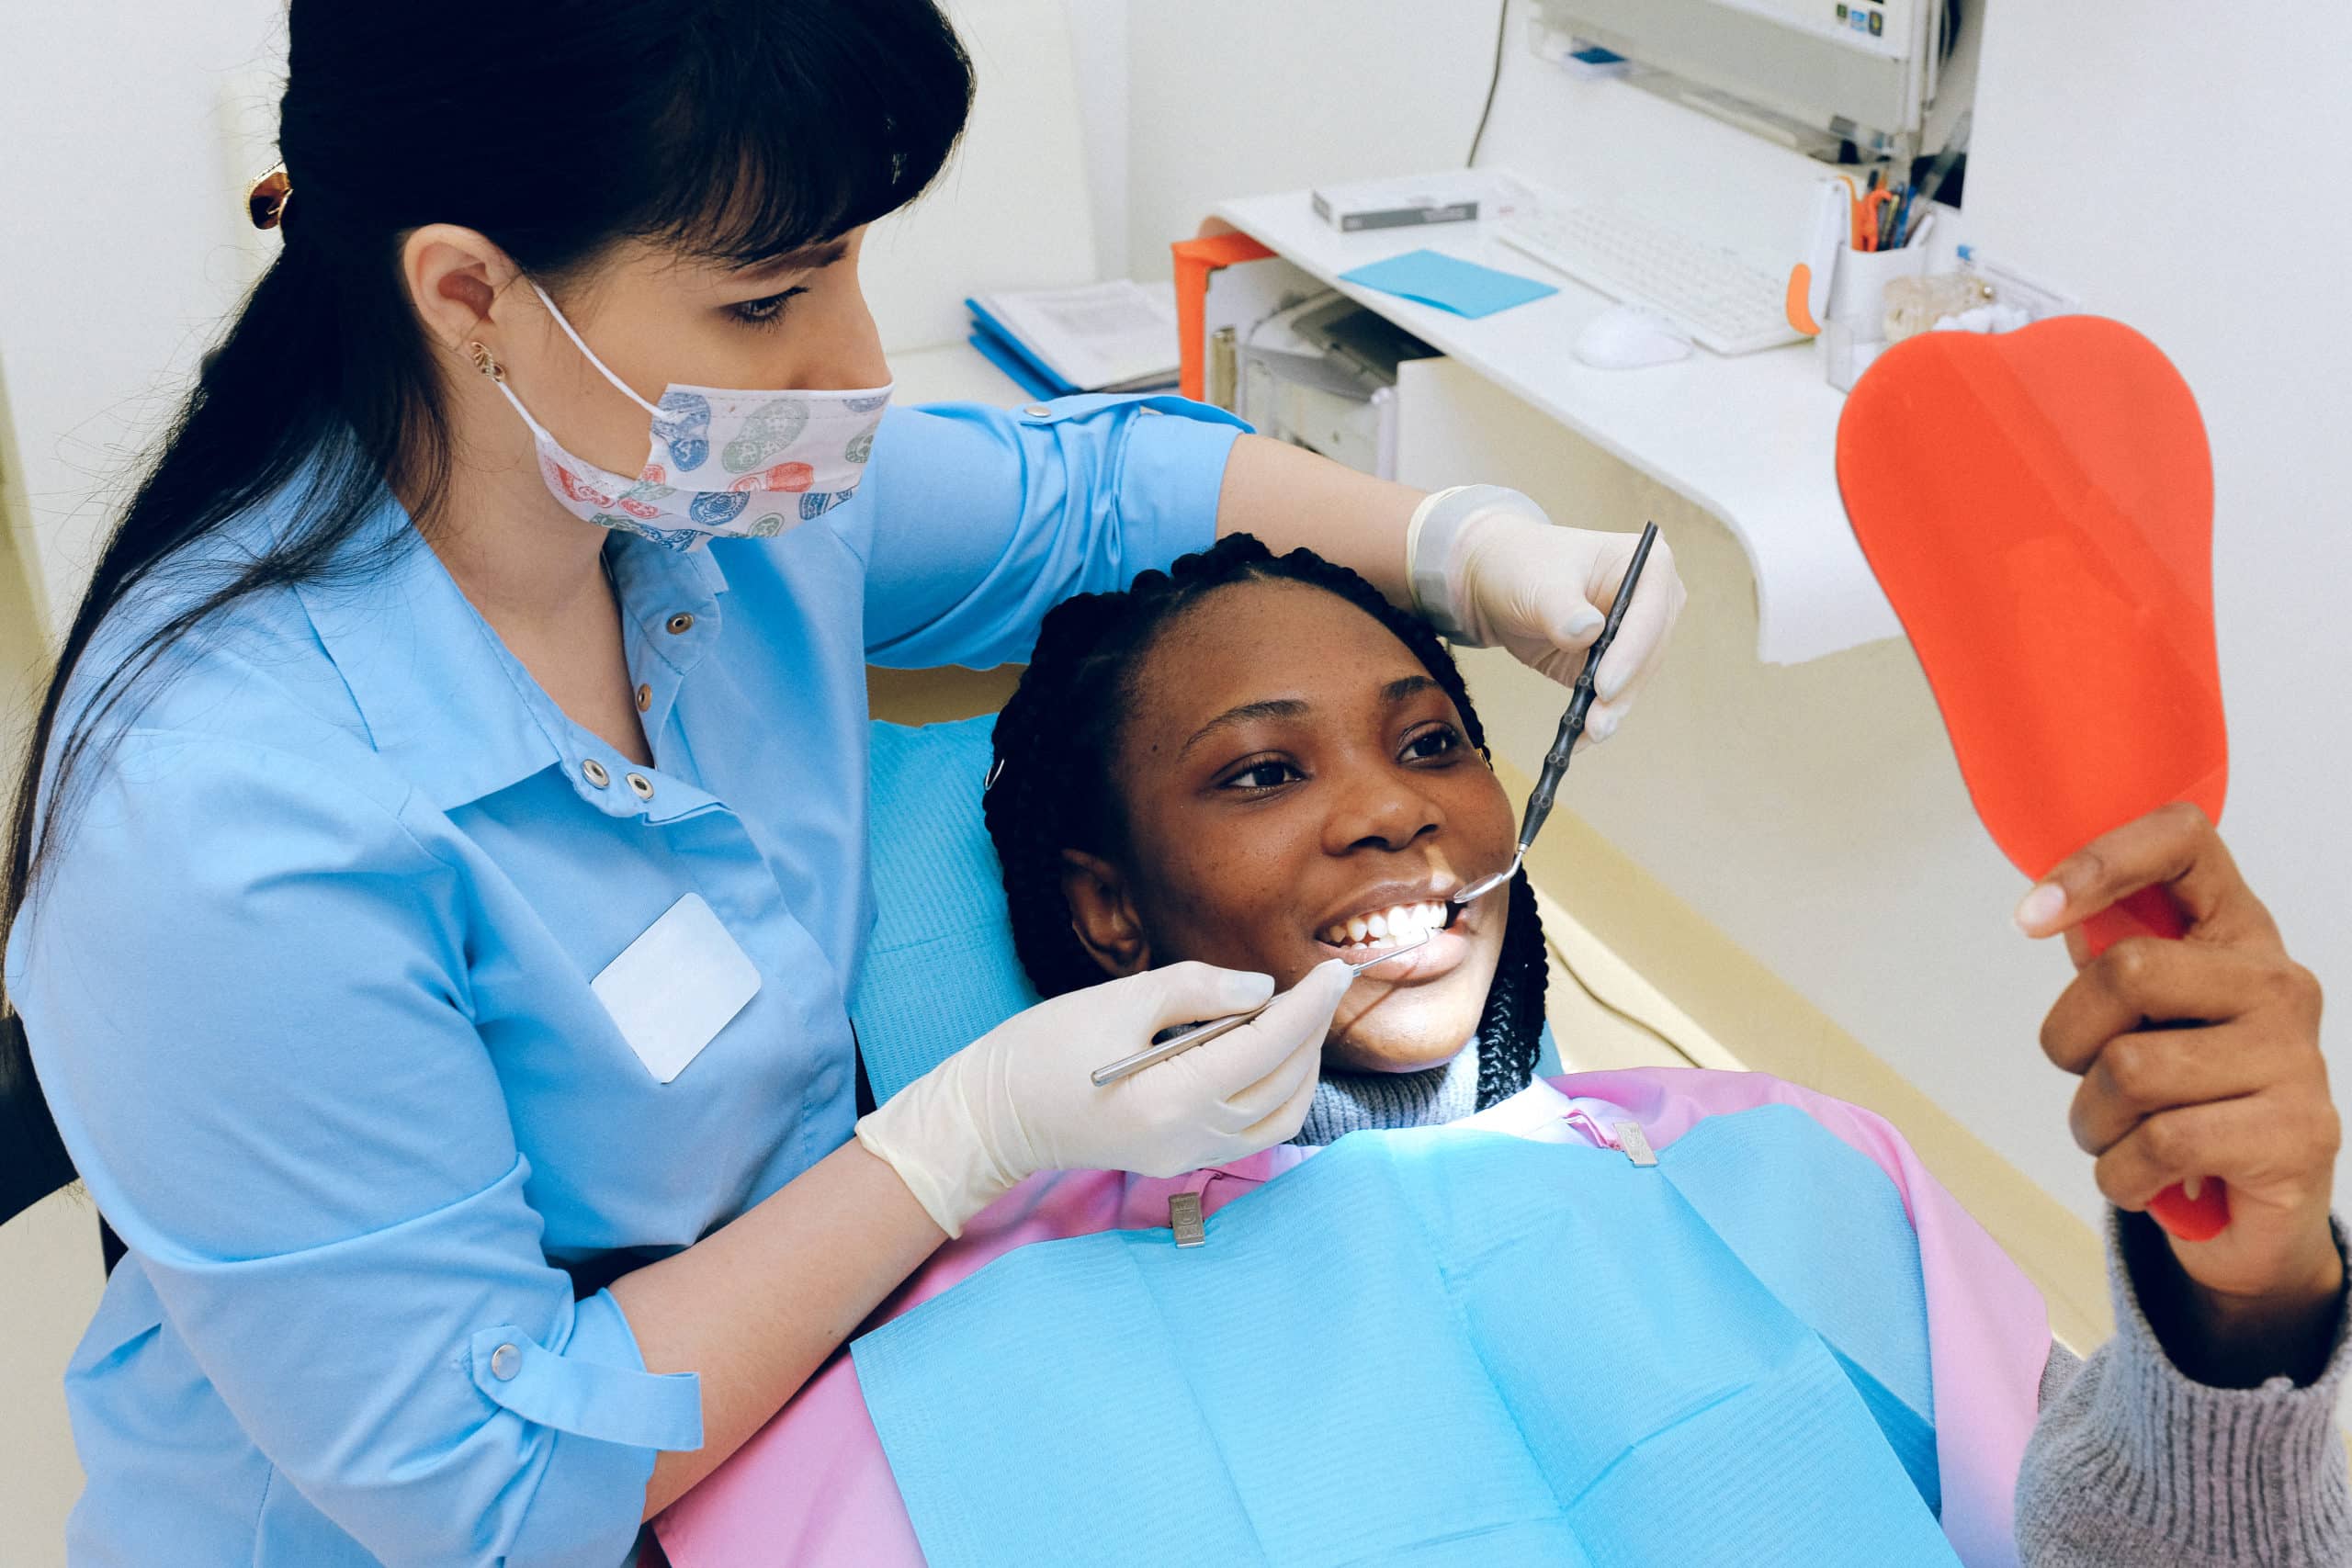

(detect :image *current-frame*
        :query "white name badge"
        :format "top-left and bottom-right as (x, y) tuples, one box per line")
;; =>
(591, 893), (763, 1083)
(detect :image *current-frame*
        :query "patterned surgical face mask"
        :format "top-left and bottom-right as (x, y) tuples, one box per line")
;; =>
(477, 281), (892, 551)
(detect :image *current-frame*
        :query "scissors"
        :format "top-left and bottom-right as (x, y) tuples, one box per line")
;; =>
(1089, 932), (1431, 1088)
(1856, 188), (1899, 253)
(1451, 521), (1662, 908)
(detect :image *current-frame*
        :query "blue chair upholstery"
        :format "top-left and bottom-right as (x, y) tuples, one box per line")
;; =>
(852, 716), (1043, 1104)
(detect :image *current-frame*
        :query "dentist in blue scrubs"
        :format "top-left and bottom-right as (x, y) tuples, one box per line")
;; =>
(0, 5), (1681, 1563)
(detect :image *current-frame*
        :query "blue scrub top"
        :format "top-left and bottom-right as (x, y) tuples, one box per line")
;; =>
(6, 394), (1246, 1567)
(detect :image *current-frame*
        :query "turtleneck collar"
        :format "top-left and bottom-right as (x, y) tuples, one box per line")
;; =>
(1290, 1041), (1484, 1147)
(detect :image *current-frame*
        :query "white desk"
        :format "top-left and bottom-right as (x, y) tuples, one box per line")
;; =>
(1212, 186), (1903, 666)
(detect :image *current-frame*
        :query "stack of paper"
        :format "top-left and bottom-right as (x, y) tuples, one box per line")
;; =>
(966, 279), (1181, 400)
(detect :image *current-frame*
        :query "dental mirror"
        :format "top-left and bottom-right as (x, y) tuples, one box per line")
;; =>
(1453, 522), (1662, 908)
(1089, 931), (1432, 1089)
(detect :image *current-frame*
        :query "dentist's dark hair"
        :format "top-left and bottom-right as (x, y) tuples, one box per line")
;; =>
(1, 0), (974, 1208)
(984, 536), (1549, 1111)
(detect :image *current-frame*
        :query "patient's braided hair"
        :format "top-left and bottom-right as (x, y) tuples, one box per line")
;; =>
(984, 534), (1547, 1109)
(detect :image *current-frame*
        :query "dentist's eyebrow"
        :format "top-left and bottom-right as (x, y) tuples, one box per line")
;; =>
(732, 238), (852, 280)
(1383, 675), (1438, 705)
(1178, 697), (1311, 762)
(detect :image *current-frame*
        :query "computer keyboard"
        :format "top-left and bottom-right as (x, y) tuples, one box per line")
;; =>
(1494, 193), (1801, 355)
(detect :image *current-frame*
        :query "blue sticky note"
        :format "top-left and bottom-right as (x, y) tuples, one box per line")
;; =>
(1339, 249), (1558, 319)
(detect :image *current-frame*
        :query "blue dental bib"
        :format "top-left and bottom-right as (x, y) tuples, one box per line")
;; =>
(854, 1105), (1955, 1567)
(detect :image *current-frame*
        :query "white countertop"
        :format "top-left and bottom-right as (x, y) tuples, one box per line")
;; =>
(1213, 185), (1904, 665)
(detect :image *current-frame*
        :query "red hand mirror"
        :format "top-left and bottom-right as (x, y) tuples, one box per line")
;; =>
(1836, 316), (2231, 1241)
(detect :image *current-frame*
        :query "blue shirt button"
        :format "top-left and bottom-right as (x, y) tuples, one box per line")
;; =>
(490, 1343), (521, 1382)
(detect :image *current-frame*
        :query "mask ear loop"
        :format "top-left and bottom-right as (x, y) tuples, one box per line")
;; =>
(527, 280), (669, 419)
(469, 338), (553, 442)
(468, 339), (643, 494)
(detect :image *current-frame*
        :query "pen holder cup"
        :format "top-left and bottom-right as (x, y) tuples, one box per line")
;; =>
(1820, 243), (1928, 392)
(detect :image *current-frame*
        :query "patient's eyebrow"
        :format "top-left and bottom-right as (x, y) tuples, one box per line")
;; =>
(1177, 697), (1311, 761)
(1178, 677), (1440, 762)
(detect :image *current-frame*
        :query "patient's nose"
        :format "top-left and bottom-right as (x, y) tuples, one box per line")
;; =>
(1326, 767), (1443, 853)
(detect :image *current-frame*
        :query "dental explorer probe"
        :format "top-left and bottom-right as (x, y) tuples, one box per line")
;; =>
(1089, 933), (1433, 1089)
(1451, 521), (1663, 908)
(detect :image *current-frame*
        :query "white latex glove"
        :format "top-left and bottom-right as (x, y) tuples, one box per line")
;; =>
(1406, 485), (1686, 744)
(855, 959), (1352, 1237)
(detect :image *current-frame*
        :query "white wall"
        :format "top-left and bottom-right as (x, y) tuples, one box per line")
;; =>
(1123, 0), (1498, 282)
(859, 0), (1102, 355)
(0, 3), (287, 633)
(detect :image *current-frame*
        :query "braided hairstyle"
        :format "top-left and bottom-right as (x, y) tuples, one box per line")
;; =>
(984, 535), (1547, 1109)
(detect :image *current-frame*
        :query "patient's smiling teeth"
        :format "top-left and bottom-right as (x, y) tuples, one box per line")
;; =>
(1319, 899), (1450, 949)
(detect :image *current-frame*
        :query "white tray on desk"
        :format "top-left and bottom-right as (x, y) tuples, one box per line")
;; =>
(1211, 187), (1903, 666)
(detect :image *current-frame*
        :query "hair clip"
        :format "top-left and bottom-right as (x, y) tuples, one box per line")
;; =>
(246, 164), (291, 231)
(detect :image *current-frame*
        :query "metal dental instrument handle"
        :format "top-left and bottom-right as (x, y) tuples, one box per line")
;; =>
(1089, 933), (1433, 1089)
(1453, 521), (1663, 907)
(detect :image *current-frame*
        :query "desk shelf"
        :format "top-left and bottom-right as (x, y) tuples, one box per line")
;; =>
(1212, 187), (1902, 665)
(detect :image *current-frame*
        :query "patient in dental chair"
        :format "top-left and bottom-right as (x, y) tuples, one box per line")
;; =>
(656, 537), (2349, 1568)
(983, 529), (1550, 1143)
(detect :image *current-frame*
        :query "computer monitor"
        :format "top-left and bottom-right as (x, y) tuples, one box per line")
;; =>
(1535, 0), (1955, 158)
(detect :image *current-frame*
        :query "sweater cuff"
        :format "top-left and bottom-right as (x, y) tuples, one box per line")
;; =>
(2081, 1211), (2352, 1558)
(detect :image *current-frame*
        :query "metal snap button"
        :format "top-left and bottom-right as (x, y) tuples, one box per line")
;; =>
(665, 612), (695, 635)
(635, 683), (651, 713)
(581, 759), (611, 789)
(626, 773), (654, 801)
(491, 1343), (520, 1381)
(1023, 404), (1052, 419)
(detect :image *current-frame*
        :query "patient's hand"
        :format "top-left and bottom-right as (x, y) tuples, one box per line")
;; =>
(2018, 803), (2342, 1385)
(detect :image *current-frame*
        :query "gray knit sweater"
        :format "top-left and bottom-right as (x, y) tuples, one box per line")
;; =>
(2017, 1212), (2352, 1564)
(1298, 1067), (2352, 1562)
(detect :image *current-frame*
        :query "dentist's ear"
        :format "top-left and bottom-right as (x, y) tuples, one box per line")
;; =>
(1061, 850), (1151, 979)
(401, 223), (524, 354)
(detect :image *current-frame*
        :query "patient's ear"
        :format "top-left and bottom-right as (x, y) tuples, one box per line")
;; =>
(1060, 850), (1149, 978)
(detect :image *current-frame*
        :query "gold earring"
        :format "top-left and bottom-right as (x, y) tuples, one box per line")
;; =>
(466, 341), (506, 383)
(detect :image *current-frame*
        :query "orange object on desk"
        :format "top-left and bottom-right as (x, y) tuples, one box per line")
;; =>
(1855, 189), (1898, 252)
(1170, 231), (1275, 401)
